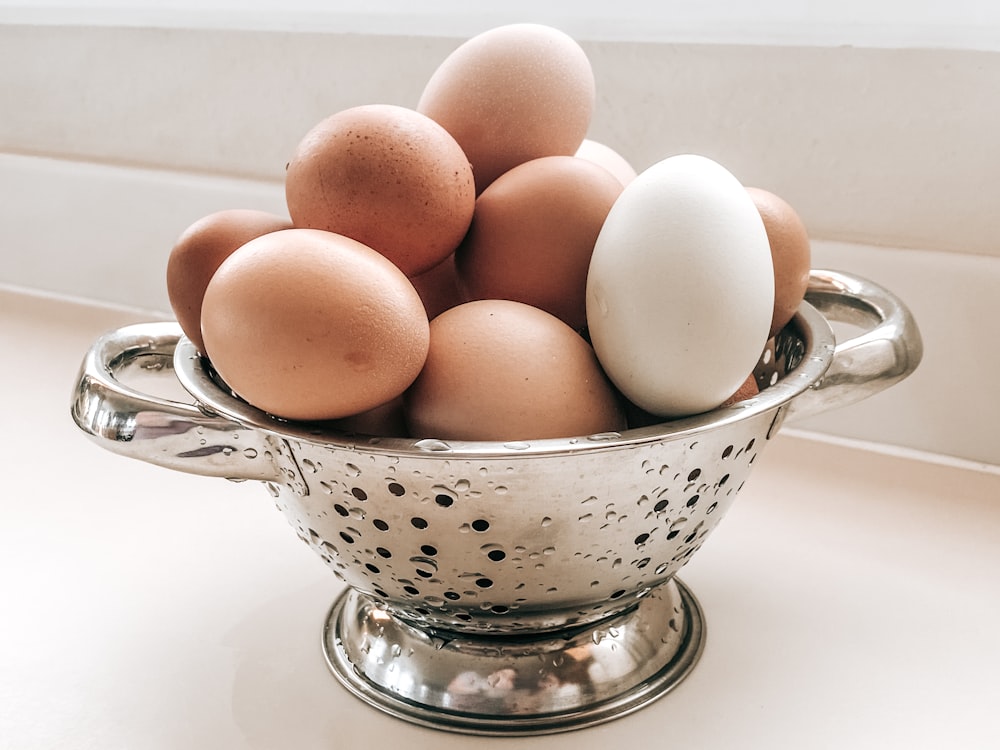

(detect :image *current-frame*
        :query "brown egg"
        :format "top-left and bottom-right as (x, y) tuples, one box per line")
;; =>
(456, 156), (624, 331)
(201, 228), (429, 421)
(405, 299), (626, 441)
(409, 252), (467, 320)
(720, 372), (761, 407)
(285, 104), (475, 277)
(746, 187), (812, 338)
(624, 370), (761, 429)
(330, 396), (409, 438)
(166, 209), (292, 353)
(417, 23), (595, 194)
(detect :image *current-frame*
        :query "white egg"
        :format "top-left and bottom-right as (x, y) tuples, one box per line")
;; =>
(585, 154), (774, 418)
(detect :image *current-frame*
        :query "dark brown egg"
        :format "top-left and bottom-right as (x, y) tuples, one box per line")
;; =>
(720, 372), (761, 407)
(330, 396), (409, 438)
(456, 156), (623, 331)
(408, 252), (467, 321)
(746, 187), (812, 338)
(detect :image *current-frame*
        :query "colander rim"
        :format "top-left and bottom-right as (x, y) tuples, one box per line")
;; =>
(173, 300), (835, 458)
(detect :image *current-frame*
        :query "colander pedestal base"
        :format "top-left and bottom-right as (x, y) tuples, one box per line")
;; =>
(321, 578), (705, 735)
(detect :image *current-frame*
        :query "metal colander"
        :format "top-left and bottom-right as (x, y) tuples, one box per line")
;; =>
(72, 269), (921, 735)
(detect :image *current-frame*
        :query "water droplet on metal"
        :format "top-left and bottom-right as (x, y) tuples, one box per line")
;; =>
(503, 441), (531, 451)
(414, 438), (452, 452)
(587, 432), (621, 442)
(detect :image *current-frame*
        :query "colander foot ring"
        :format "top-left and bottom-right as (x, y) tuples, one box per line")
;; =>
(321, 578), (705, 736)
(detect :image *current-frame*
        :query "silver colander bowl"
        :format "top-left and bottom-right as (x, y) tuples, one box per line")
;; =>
(72, 269), (920, 735)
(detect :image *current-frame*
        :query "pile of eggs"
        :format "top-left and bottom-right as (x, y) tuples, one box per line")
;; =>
(166, 23), (811, 442)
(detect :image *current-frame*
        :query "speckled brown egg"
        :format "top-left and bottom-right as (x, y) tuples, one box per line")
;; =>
(746, 187), (812, 338)
(285, 104), (475, 277)
(166, 209), (292, 353)
(417, 23), (596, 194)
(456, 155), (624, 331)
(404, 299), (626, 441)
(200, 228), (429, 422)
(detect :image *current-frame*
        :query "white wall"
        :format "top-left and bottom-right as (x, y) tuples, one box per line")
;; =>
(3, 0), (1000, 49)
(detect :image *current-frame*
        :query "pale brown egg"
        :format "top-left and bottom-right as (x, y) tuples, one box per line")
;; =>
(417, 23), (595, 194)
(575, 138), (638, 187)
(200, 228), (429, 422)
(405, 299), (626, 441)
(456, 155), (624, 331)
(746, 187), (812, 338)
(166, 209), (292, 353)
(285, 104), (475, 277)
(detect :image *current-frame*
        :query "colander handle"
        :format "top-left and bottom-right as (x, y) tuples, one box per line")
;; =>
(786, 269), (923, 421)
(71, 322), (282, 481)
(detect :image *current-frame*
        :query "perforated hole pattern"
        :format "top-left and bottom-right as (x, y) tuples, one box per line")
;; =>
(259, 336), (804, 634)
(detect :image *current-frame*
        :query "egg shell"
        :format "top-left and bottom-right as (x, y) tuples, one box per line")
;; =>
(330, 396), (409, 438)
(285, 104), (475, 277)
(586, 154), (774, 418)
(575, 138), (638, 187)
(720, 371), (761, 407)
(746, 187), (812, 337)
(409, 252), (467, 321)
(200, 228), (429, 422)
(417, 23), (595, 194)
(623, 369), (760, 429)
(405, 299), (626, 441)
(166, 209), (292, 354)
(456, 155), (624, 331)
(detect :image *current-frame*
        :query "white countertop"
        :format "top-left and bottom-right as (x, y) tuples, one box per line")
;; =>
(3, 285), (999, 749)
